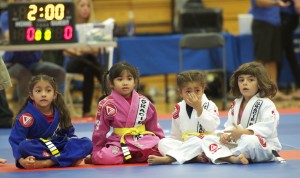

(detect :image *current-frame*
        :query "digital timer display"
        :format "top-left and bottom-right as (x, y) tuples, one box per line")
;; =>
(8, 1), (77, 44)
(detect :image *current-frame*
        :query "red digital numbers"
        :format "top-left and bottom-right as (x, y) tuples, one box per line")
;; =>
(25, 26), (73, 42)
(63, 25), (73, 40)
(26, 26), (35, 42)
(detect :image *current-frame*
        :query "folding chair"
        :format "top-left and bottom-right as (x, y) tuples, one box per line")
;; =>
(63, 47), (114, 118)
(179, 32), (227, 109)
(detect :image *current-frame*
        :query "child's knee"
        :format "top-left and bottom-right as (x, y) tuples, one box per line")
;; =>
(92, 146), (124, 165)
(239, 135), (262, 148)
(19, 139), (40, 156)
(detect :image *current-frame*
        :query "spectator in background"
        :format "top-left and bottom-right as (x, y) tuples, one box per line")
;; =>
(0, 52), (12, 163)
(0, 0), (65, 106)
(280, 0), (300, 99)
(64, 0), (105, 118)
(250, 0), (291, 100)
(0, 56), (13, 128)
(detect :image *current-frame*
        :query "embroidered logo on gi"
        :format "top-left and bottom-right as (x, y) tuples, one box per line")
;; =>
(95, 120), (101, 130)
(256, 135), (267, 147)
(111, 146), (120, 155)
(209, 143), (221, 154)
(42, 150), (51, 157)
(203, 102), (209, 110)
(105, 103), (117, 117)
(172, 104), (180, 119)
(19, 113), (34, 127)
(230, 100), (236, 116)
(197, 134), (205, 139)
(248, 100), (263, 126)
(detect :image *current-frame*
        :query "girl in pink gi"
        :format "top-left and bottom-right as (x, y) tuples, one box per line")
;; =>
(85, 61), (165, 165)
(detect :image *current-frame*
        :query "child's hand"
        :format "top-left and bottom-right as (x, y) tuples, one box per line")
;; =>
(219, 133), (231, 144)
(185, 92), (202, 115)
(19, 156), (36, 169)
(224, 123), (247, 142)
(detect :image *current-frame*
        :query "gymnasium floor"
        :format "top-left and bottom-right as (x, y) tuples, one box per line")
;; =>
(1, 109), (300, 178)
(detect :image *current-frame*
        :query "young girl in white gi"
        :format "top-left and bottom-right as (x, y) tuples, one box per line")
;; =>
(9, 75), (93, 169)
(199, 61), (282, 164)
(85, 61), (165, 165)
(148, 70), (220, 165)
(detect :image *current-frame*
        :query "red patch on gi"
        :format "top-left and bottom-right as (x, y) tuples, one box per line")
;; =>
(111, 146), (120, 155)
(42, 150), (51, 157)
(19, 113), (34, 127)
(198, 134), (205, 139)
(105, 103), (117, 117)
(209, 143), (220, 153)
(256, 135), (267, 147)
(172, 104), (180, 119)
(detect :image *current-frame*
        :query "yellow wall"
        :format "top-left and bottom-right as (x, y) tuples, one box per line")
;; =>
(94, 0), (172, 34)
(203, 0), (251, 34)
(93, 0), (251, 35)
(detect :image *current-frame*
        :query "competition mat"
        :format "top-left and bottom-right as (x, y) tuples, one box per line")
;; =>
(1, 108), (300, 178)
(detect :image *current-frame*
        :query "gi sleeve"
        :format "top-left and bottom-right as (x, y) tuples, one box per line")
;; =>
(169, 104), (183, 141)
(145, 103), (165, 139)
(198, 100), (220, 132)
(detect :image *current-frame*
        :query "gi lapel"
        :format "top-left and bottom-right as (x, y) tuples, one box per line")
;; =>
(240, 95), (263, 128)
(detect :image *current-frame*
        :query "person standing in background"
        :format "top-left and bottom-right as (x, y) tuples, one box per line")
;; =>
(280, 0), (300, 99)
(0, 57), (13, 128)
(250, 0), (291, 100)
(0, 58), (11, 162)
(64, 0), (105, 118)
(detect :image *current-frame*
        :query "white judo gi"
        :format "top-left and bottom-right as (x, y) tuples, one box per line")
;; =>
(158, 94), (220, 164)
(200, 94), (282, 164)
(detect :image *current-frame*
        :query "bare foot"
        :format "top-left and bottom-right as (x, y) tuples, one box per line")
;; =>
(84, 155), (92, 164)
(194, 153), (210, 163)
(73, 159), (83, 166)
(227, 154), (249, 164)
(147, 155), (175, 165)
(32, 159), (56, 169)
(0, 158), (7, 164)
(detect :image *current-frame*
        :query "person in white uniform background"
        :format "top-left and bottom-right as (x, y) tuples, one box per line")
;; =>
(148, 70), (220, 165)
(200, 61), (281, 164)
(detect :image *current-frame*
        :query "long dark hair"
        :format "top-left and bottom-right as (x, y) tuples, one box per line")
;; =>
(229, 62), (277, 98)
(101, 61), (140, 97)
(16, 74), (72, 129)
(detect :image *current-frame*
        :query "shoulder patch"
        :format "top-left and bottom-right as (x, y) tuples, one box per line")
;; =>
(98, 96), (112, 113)
(19, 113), (34, 127)
(105, 103), (117, 117)
(172, 104), (180, 119)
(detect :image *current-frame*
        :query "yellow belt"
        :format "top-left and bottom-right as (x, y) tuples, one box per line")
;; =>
(40, 138), (60, 157)
(182, 131), (212, 141)
(114, 124), (155, 160)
